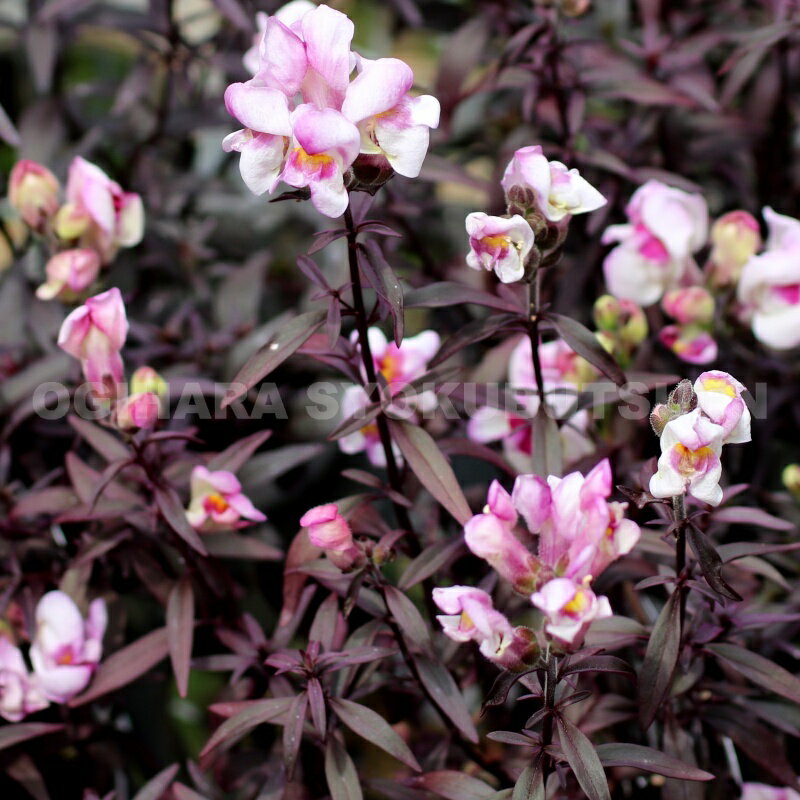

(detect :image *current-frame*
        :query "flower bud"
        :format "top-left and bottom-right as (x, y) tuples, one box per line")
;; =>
(662, 287), (715, 325)
(618, 300), (648, 347)
(130, 366), (168, 400)
(782, 464), (800, 498)
(8, 160), (60, 229)
(115, 392), (162, 432)
(561, 0), (591, 16)
(707, 210), (761, 287)
(650, 403), (676, 437)
(300, 503), (363, 571)
(54, 202), (91, 241)
(593, 294), (622, 331)
(660, 325), (718, 365)
(596, 330), (616, 355)
(35, 249), (101, 301)
(668, 379), (697, 413)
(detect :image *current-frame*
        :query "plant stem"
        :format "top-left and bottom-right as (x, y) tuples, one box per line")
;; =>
(526, 272), (547, 408)
(672, 494), (688, 630)
(343, 203), (415, 541)
(540, 651), (559, 786)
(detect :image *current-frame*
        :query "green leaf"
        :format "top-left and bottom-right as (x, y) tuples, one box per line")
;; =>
(412, 653), (479, 743)
(556, 716), (610, 800)
(706, 642), (800, 705)
(330, 698), (421, 771)
(594, 744), (714, 781)
(388, 421), (471, 524)
(325, 736), (364, 800)
(547, 313), (626, 386)
(222, 310), (326, 408)
(638, 590), (682, 730)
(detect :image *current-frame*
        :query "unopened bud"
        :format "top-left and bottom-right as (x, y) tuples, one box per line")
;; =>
(115, 391), (161, 432)
(662, 287), (715, 326)
(707, 210), (761, 287)
(54, 202), (91, 241)
(782, 464), (800, 498)
(35, 248), (101, 301)
(8, 160), (60, 229)
(650, 403), (676, 437)
(668, 379), (697, 413)
(130, 366), (168, 401)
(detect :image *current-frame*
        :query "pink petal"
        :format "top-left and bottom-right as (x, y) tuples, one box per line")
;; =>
(341, 58), (413, 124)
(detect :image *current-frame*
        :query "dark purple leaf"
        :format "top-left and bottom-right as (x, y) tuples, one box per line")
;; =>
(412, 653), (479, 743)
(327, 297), (342, 348)
(200, 697), (293, 762)
(399, 537), (465, 590)
(222, 310), (326, 408)
(384, 586), (431, 652)
(155, 486), (208, 556)
(317, 646), (396, 673)
(328, 396), (385, 440)
(487, 730), (539, 746)
(359, 241), (404, 346)
(706, 643), (800, 704)
(131, 763), (179, 800)
(0, 101), (20, 146)
(167, 576), (195, 698)
(88, 458), (133, 510)
(718, 541), (800, 562)
(435, 16), (491, 111)
(172, 783), (210, 800)
(547, 313), (625, 386)
(388, 421), (471, 524)
(712, 507), (794, 531)
(68, 415), (129, 462)
(307, 230), (347, 257)
(358, 221), (402, 237)
(560, 656), (635, 681)
(283, 691), (308, 777)
(638, 590), (681, 730)
(437, 437), (516, 475)
(430, 314), (519, 368)
(511, 755), (545, 800)
(0, 723), (63, 752)
(69, 627), (170, 706)
(330, 697), (421, 771)
(556, 715), (611, 800)
(412, 771), (495, 800)
(594, 744), (713, 780)
(325, 736), (363, 800)
(211, 0), (253, 30)
(207, 430), (272, 472)
(686, 524), (741, 601)
(202, 533), (282, 561)
(307, 678), (327, 736)
(404, 282), (519, 313)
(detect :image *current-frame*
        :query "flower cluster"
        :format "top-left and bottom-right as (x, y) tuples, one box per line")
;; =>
(7, 157), (143, 301)
(468, 335), (597, 471)
(649, 373), (751, 506)
(223, 2), (440, 218)
(1, 591), (106, 721)
(466, 145), (605, 284)
(433, 459), (640, 666)
(338, 328), (440, 466)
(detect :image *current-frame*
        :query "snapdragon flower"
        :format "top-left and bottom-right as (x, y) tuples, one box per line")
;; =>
(531, 577), (612, 647)
(300, 503), (363, 571)
(465, 213), (535, 284)
(0, 638), (48, 722)
(186, 466), (266, 532)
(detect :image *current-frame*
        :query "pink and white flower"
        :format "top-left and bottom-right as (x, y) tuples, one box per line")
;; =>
(29, 591), (107, 703)
(741, 784), (800, 800)
(36, 248), (101, 301)
(464, 481), (540, 593)
(342, 57), (440, 179)
(0, 638), (48, 721)
(531, 577), (612, 647)
(693, 370), (751, 445)
(659, 325), (718, 365)
(738, 207), (800, 350)
(706, 210), (761, 287)
(662, 287), (714, 325)
(57, 287), (129, 398)
(465, 212), (535, 284)
(501, 145), (606, 222)
(186, 466), (266, 532)
(649, 408), (725, 506)
(57, 157), (144, 263)
(8, 159), (60, 229)
(603, 180), (708, 305)
(300, 503), (362, 570)
(433, 586), (536, 670)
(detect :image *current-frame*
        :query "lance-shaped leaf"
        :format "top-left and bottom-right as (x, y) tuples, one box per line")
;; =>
(560, 655), (635, 681)
(384, 586), (432, 652)
(132, 763), (180, 800)
(511, 754), (545, 800)
(686, 524), (741, 601)
(430, 313), (519, 368)
(712, 506), (795, 531)
(718, 541), (800, 562)
(594, 744), (714, 780)
(388, 421), (471, 524)
(638, 590), (682, 730)
(399, 538), (465, 590)
(284, 691), (308, 777)
(200, 697), (293, 762)
(329, 697), (421, 771)
(405, 282), (519, 313)
(172, 783), (210, 800)
(222, 310), (326, 408)
(325, 736), (363, 800)
(412, 770), (496, 800)
(547, 313), (625, 386)
(412, 653), (479, 742)
(155, 486), (208, 556)
(706, 643), (800, 705)
(69, 627), (170, 706)
(207, 430), (272, 472)
(68, 415), (130, 462)
(0, 723), (63, 753)
(167, 576), (195, 698)
(359, 240), (404, 346)
(556, 716), (611, 800)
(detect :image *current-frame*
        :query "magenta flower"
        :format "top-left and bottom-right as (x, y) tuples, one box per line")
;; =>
(531, 577), (612, 647)
(8, 159), (60, 229)
(342, 57), (440, 179)
(464, 481), (541, 594)
(501, 145), (606, 222)
(115, 391), (162, 432)
(741, 784), (800, 800)
(659, 325), (718, 365)
(29, 591), (107, 703)
(57, 287), (129, 398)
(35, 248), (101, 301)
(186, 466), (266, 533)
(432, 586), (536, 670)
(300, 503), (362, 570)
(649, 408), (725, 506)
(738, 207), (800, 350)
(465, 212), (535, 284)
(58, 157), (144, 263)
(0, 638), (48, 722)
